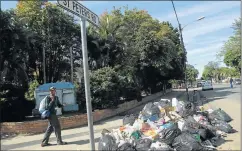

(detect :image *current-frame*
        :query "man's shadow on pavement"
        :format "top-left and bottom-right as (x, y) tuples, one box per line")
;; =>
(48, 137), (100, 146)
(67, 137), (100, 145)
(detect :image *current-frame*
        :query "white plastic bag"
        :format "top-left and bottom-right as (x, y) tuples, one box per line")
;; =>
(207, 109), (214, 114)
(193, 114), (206, 122)
(122, 126), (135, 138)
(160, 99), (171, 103)
(172, 98), (182, 112)
(177, 119), (185, 131)
(112, 130), (121, 143)
(56, 107), (62, 115)
(133, 119), (143, 130)
(118, 140), (126, 148)
(171, 98), (178, 107)
(150, 142), (172, 150)
(39, 96), (48, 113)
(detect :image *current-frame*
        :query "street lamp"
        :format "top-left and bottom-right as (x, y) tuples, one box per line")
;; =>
(171, 0), (205, 101)
(181, 16), (205, 31)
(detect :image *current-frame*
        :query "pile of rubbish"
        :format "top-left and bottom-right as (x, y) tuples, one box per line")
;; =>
(98, 98), (235, 151)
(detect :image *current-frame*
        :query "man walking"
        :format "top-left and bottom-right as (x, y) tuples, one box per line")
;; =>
(230, 78), (233, 88)
(41, 86), (67, 147)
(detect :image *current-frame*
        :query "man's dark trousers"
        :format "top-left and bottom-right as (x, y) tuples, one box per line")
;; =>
(42, 114), (62, 144)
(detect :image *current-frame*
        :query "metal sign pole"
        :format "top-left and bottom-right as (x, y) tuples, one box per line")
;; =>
(80, 17), (95, 150)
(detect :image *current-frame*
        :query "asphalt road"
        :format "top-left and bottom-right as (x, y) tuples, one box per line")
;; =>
(199, 84), (241, 150)
(200, 83), (239, 100)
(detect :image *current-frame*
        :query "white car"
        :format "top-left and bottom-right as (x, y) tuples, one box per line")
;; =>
(202, 81), (213, 91)
(201, 80), (206, 86)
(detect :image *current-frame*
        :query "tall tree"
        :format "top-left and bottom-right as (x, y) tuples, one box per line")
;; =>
(217, 67), (239, 79)
(0, 9), (30, 89)
(0, 9), (34, 121)
(186, 64), (199, 85)
(218, 18), (241, 73)
(202, 61), (220, 80)
(16, 1), (81, 84)
(88, 7), (185, 93)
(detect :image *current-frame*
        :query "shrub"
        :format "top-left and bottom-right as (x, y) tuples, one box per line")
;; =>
(0, 83), (27, 122)
(74, 81), (87, 113)
(90, 67), (121, 109)
(25, 80), (39, 101)
(75, 67), (138, 111)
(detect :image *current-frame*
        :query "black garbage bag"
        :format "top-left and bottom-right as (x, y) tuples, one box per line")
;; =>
(101, 129), (111, 135)
(123, 114), (137, 126)
(158, 122), (181, 145)
(210, 120), (234, 133)
(98, 133), (118, 151)
(199, 122), (218, 137)
(142, 102), (160, 118)
(208, 109), (232, 122)
(182, 116), (214, 140)
(203, 129), (216, 140)
(182, 116), (202, 131)
(135, 138), (152, 151)
(184, 116), (201, 127)
(201, 140), (217, 151)
(200, 111), (209, 117)
(172, 132), (204, 151)
(178, 102), (195, 117)
(149, 142), (173, 151)
(185, 128), (215, 141)
(155, 100), (171, 118)
(116, 142), (136, 151)
(209, 136), (221, 147)
(183, 127), (204, 140)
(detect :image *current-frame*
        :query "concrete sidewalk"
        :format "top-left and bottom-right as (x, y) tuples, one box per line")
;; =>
(203, 100), (241, 150)
(1, 90), (184, 150)
(202, 89), (241, 150)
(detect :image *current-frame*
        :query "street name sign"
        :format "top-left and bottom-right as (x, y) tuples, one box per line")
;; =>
(57, 0), (99, 27)
(57, 0), (98, 150)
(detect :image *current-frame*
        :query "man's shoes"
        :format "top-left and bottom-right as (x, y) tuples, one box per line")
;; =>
(41, 143), (52, 147)
(57, 142), (67, 145)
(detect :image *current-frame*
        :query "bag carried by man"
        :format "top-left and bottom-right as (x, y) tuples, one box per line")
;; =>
(39, 96), (50, 119)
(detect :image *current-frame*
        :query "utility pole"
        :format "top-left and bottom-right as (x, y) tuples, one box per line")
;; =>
(70, 46), (73, 83)
(43, 45), (46, 83)
(171, 0), (189, 101)
(69, 11), (74, 83)
(42, 4), (46, 84)
(178, 24), (189, 101)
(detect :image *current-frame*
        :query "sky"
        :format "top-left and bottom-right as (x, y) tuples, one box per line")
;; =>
(1, 1), (240, 78)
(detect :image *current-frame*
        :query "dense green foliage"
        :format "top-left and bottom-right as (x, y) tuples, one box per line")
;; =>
(0, 2), (186, 121)
(25, 80), (39, 101)
(202, 61), (239, 81)
(218, 18), (241, 73)
(186, 64), (199, 85)
(202, 61), (219, 80)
